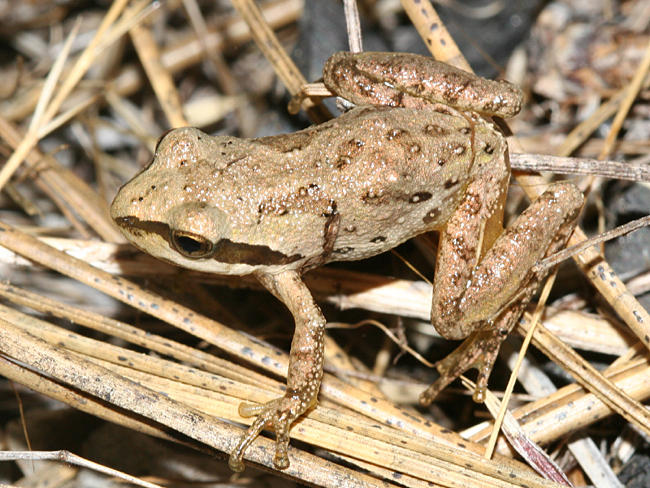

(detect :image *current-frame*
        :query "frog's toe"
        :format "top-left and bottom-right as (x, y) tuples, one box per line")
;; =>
(273, 429), (291, 469)
(229, 404), (274, 472)
(419, 328), (502, 405)
(229, 397), (298, 472)
(228, 453), (246, 472)
(239, 400), (270, 417)
(419, 372), (457, 406)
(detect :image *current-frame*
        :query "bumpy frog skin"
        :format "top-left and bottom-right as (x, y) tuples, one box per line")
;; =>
(111, 52), (584, 471)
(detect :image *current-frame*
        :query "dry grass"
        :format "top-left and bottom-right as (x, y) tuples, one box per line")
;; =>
(0, 0), (648, 487)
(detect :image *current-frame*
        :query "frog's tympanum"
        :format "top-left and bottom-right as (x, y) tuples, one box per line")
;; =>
(111, 52), (583, 471)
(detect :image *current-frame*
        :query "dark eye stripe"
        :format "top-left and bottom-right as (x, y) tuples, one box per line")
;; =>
(212, 239), (303, 266)
(114, 216), (302, 266)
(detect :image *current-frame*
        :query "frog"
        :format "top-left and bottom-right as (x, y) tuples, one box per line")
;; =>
(110, 51), (584, 472)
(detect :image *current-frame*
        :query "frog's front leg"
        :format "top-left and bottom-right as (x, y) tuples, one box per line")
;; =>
(229, 270), (325, 472)
(422, 181), (583, 405)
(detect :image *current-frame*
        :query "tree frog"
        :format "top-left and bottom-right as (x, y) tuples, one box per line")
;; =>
(110, 52), (584, 471)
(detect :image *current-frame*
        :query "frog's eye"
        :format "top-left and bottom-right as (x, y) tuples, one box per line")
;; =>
(170, 230), (214, 258)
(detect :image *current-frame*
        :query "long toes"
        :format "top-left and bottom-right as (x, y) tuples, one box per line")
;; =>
(239, 399), (277, 417)
(229, 397), (302, 472)
(229, 410), (272, 472)
(420, 329), (502, 405)
(419, 374), (455, 406)
(272, 425), (291, 469)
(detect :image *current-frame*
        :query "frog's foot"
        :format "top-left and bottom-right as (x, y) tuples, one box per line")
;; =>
(228, 395), (307, 472)
(419, 327), (507, 406)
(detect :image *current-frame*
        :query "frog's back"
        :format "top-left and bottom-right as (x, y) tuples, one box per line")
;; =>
(112, 110), (506, 276)
(215, 105), (506, 269)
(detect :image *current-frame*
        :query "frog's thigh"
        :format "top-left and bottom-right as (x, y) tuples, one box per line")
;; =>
(433, 182), (583, 340)
(431, 172), (508, 340)
(230, 270), (326, 471)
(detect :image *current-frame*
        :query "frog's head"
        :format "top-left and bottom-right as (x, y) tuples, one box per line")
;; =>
(111, 184), (232, 271)
(110, 128), (246, 274)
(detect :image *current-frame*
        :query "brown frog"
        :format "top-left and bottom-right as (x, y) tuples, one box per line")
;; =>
(110, 52), (584, 471)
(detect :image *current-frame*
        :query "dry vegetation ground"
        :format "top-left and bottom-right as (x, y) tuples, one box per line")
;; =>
(0, 0), (649, 487)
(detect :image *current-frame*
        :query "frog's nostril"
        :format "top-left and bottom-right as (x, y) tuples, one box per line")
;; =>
(113, 216), (136, 228)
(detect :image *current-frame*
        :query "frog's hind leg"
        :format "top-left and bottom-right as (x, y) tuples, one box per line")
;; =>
(421, 301), (526, 404)
(229, 269), (325, 472)
(422, 182), (583, 405)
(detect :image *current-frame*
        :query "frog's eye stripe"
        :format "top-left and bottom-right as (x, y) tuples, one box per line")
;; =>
(170, 230), (214, 258)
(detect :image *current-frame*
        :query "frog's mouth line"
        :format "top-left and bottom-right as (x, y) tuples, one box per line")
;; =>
(113, 216), (303, 266)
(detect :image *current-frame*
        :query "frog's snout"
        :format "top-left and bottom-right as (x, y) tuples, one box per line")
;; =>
(110, 181), (133, 223)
